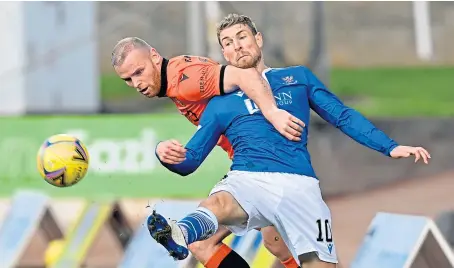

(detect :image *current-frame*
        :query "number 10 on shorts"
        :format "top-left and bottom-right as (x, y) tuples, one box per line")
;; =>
(316, 219), (333, 242)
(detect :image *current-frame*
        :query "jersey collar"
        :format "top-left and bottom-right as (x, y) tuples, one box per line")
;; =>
(262, 68), (272, 83)
(157, 58), (169, 97)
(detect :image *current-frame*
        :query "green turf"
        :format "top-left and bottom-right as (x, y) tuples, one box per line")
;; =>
(329, 67), (454, 117)
(101, 66), (454, 116)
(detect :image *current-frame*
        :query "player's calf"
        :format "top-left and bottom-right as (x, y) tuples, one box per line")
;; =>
(261, 226), (297, 266)
(202, 243), (251, 268)
(189, 226), (251, 268)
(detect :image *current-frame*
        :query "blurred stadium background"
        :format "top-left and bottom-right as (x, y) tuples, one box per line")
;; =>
(0, 1), (454, 268)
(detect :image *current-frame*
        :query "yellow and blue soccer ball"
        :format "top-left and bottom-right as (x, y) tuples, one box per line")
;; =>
(37, 134), (90, 187)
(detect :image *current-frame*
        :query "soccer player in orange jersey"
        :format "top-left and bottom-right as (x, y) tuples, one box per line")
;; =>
(111, 37), (305, 268)
(112, 38), (305, 162)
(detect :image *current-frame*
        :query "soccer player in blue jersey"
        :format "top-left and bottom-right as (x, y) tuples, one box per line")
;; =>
(152, 14), (431, 268)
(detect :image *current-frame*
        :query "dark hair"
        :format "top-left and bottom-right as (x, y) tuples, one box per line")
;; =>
(216, 14), (258, 46)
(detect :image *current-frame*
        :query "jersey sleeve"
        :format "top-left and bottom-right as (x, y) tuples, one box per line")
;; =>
(176, 57), (227, 102)
(158, 103), (225, 176)
(303, 67), (399, 156)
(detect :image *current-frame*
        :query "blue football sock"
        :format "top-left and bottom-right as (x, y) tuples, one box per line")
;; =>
(177, 207), (219, 244)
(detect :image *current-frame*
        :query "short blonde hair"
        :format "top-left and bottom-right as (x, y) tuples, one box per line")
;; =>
(111, 37), (150, 67)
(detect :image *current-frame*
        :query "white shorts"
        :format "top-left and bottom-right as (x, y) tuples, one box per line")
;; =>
(209, 170), (338, 264)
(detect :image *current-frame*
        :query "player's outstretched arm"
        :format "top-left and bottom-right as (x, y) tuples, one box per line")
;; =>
(223, 66), (305, 141)
(156, 107), (224, 176)
(304, 66), (431, 164)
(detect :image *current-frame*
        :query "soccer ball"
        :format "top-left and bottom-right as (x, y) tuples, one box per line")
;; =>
(37, 134), (90, 187)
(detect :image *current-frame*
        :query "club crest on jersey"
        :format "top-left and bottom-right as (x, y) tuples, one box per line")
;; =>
(282, 76), (297, 85)
(180, 73), (189, 82)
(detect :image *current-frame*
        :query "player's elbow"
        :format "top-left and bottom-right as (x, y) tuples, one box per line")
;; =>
(331, 106), (356, 128)
(175, 165), (198, 177)
(176, 169), (193, 177)
(163, 163), (196, 177)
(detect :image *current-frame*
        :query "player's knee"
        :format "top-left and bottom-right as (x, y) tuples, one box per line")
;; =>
(189, 240), (229, 265)
(199, 194), (225, 215)
(188, 227), (232, 263)
(188, 240), (215, 261)
(261, 227), (293, 261)
(200, 191), (239, 222)
(188, 240), (203, 255)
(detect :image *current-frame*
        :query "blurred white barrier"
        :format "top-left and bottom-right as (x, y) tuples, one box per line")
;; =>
(0, 2), (99, 115)
(0, 190), (62, 268)
(352, 212), (454, 268)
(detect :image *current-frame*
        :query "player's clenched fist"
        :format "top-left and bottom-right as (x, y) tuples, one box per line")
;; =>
(390, 145), (431, 164)
(156, 139), (187, 164)
(264, 108), (305, 141)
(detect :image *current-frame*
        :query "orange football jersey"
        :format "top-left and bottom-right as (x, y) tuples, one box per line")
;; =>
(158, 55), (234, 159)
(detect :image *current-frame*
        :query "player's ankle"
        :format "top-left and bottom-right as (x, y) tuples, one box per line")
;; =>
(176, 223), (190, 245)
(177, 207), (218, 244)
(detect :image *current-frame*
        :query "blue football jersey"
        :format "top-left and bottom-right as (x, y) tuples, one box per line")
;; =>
(160, 66), (399, 178)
